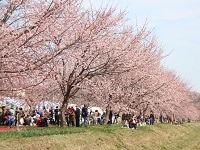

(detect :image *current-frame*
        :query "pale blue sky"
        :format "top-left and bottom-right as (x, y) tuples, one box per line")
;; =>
(84, 0), (200, 92)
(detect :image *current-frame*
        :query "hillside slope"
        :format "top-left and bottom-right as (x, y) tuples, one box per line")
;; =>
(0, 123), (200, 150)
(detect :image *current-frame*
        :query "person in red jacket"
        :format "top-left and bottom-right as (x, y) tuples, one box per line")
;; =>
(36, 115), (44, 127)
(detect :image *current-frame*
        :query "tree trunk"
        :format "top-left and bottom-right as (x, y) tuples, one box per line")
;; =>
(60, 105), (66, 127)
(172, 114), (176, 124)
(103, 107), (110, 125)
(60, 96), (69, 127)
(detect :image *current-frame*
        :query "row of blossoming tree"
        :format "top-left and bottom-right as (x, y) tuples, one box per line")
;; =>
(0, 0), (199, 126)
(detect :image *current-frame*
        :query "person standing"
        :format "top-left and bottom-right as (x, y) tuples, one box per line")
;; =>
(14, 107), (19, 126)
(75, 106), (80, 127)
(65, 108), (70, 126)
(18, 108), (25, 125)
(95, 110), (101, 125)
(49, 107), (54, 125)
(42, 106), (49, 127)
(113, 111), (119, 124)
(150, 111), (155, 125)
(82, 104), (88, 127)
(109, 106), (113, 124)
(159, 113), (163, 123)
(0, 108), (2, 126)
(54, 106), (59, 126)
(70, 107), (75, 126)
(0, 106), (6, 126)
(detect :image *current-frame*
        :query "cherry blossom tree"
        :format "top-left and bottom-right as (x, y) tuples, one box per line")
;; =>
(0, 0), (137, 126)
(46, 8), (146, 126)
(85, 57), (199, 121)
(1, 0), (199, 126)
(0, 0), (83, 95)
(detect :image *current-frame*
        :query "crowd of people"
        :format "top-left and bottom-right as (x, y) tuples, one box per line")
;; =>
(0, 104), (102, 128)
(0, 106), (32, 128)
(0, 104), (189, 129)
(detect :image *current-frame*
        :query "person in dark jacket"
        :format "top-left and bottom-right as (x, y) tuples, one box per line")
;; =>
(75, 106), (80, 127)
(0, 106), (5, 126)
(108, 106), (113, 124)
(82, 104), (88, 127)
(150, 111), (155, 125)
(49, 107), (54, 125)
(0, 107), (2, 126)
(54, 106), (59, 126)
(129, 119), (137, 129)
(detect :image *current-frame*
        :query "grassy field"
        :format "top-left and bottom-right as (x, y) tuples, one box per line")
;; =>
(0, 122), (200, 150)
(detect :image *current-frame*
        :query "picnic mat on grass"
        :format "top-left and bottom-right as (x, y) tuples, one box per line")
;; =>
(0, 127), (15, 131)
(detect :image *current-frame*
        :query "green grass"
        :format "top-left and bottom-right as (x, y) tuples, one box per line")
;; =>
(0, 123), (200, 150)
(0, 126), (86, 139)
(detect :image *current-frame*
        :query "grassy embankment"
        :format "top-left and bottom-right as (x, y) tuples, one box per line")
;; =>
(0, 122), (200, 150)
